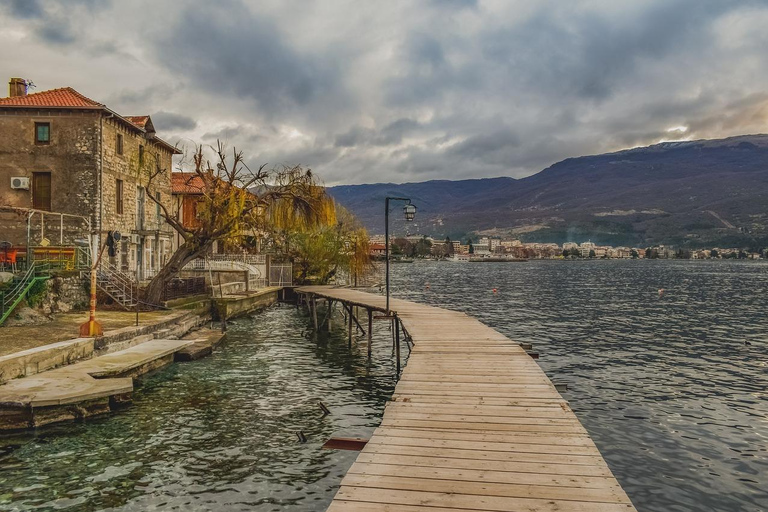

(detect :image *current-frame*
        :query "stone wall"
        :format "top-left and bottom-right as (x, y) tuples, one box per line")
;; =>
(100, 118), (175, 238)
(0, 110), (101, 245)
(0, 108), (178, 279)
(39, 274), (90, 315)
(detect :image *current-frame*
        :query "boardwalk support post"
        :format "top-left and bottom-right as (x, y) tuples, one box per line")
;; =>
(395, 315), (401, 375)
(367, 309), (373, 357)
(348, 303), (353, 348)
(311, 296), (318, 331)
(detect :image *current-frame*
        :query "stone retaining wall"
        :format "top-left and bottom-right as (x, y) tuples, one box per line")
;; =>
(40, 274), (89, 315)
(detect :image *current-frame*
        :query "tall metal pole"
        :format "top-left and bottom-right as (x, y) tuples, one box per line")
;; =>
(385, 197), (390, 313)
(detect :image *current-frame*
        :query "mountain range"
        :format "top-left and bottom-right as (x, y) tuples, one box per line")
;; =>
(327, 134), (768, 248)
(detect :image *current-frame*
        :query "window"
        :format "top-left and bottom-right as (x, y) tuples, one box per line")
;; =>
(116, 133), (123, 155)
(138, 144), (144, 166)
(32, 172), (51, 211)
(155, 191), (161, 223)
(35, 122), (50, 145)
(116, 179), (124, 215)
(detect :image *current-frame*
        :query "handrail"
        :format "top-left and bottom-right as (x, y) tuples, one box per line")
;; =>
(1, 261), (50, 325)
(94, 261), (138, 308)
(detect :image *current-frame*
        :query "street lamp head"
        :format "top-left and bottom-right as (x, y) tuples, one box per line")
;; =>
(403, 203), (417, 222)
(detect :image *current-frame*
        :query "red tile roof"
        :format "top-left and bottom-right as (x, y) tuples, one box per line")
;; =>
(171, 172), (206, 194)
(125, 115), (150, 129)
(0, 86), (181, 154)
(0, 87), (103, 108)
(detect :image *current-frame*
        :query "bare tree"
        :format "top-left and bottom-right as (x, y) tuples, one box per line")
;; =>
(142, 141), (333, 304)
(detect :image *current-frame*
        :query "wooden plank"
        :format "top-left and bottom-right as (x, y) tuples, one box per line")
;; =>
(371, 427), (595, 446)
(365, 436), (601, 456)
(333, 487), (635, 512)
(354, 452), (616, 477)
(360, 443), (608, 466)
(348, 461), (621, 489)
(296, 287), (637, 512)
(341, 474), (632, 503)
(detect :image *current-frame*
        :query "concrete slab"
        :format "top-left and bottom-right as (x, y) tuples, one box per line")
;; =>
(0, 337), (94, 384)
(0, 339), (193, 430)
(176, 330), (227, 361)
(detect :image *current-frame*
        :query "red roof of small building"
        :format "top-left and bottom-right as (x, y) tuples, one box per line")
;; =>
(125, 115), (154, 130)
(171, 172), (206, 195)
(370, 243), (386, 251)
(0, 86), (103, 108)
(125, 115), (148, 127)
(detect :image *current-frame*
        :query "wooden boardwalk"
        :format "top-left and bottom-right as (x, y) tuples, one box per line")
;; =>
(298, 286), (636, 512)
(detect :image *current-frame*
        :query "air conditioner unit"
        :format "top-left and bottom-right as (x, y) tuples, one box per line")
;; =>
(11, 177), (30, 190)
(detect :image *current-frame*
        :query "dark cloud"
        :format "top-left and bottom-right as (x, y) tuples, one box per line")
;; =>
(4, 1), (768, 185)
(335, 126), (373, 148)
(448, 127), (520, 161)
(5, 0), (113, 46)
(37, 23), (76, 44)
(7, 0), (44, 19)
(153, 0), (346, 119)
(151, 111), (197, 132)
(430, 0), (478, 9)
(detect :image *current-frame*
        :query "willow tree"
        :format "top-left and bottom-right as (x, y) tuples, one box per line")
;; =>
(143, 141), (334, 304)
(283, 207), (373, 285)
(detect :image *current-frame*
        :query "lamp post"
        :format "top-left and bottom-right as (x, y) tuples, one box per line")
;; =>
(385, 197), (416, 313)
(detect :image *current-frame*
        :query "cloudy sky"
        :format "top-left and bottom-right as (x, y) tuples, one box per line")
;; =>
(2, 0), (768, 185)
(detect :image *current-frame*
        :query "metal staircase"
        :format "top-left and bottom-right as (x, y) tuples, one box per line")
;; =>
(94, 262), (138, 309)
(0, 262), (50, 326)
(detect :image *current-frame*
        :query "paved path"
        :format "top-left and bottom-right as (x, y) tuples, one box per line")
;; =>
(0, 339), (192, 430)
(298, 286), (637, 512)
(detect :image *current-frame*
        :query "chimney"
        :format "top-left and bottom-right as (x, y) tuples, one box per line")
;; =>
(9, 78), (27, 97)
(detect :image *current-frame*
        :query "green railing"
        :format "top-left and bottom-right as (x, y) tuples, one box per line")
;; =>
(0, 262), (50, 326)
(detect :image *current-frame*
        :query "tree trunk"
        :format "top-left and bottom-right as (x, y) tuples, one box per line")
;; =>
(143, 241), (211, 304)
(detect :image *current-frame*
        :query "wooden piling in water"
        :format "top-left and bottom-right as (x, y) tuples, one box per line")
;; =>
(311, 296), (318, 331)
(367, 309), (373, 357)
(394, 316), (401, 374)
(347, 304), (353, 348)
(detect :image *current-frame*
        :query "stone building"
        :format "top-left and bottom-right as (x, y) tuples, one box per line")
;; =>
(0, 78), (181, 280)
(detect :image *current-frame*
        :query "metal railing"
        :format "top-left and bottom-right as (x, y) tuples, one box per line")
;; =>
(94, 261), (138, 308)
(163, 277), (208, 301)
(208, 253), (267, 265)
(31, 245), (91, 271)
(1, 262), (50, 325)
(184, 258), (268, 288)
(269, 263), (293, 287)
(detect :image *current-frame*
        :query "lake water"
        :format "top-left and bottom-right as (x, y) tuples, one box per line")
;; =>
(1, 259), (767, 511)
(391, 259), (768, 512)
(0, 306), (400, 511)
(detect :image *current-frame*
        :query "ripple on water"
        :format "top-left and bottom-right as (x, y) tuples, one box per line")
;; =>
(1, 261), (767, 511)
(0, 304), (399, 511)
(391, 259), (768, 512)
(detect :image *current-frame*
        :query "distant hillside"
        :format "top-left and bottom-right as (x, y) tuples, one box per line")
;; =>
(327, 135), (768, 248)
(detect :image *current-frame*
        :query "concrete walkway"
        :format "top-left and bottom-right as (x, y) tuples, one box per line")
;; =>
(0, 339), (192, 430)
(0, 310), (184, 357)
